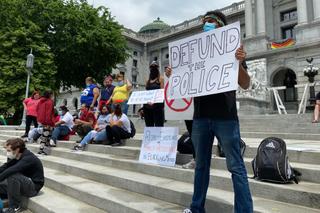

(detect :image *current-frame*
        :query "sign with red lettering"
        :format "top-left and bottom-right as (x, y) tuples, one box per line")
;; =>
(139, 127), (178, 167)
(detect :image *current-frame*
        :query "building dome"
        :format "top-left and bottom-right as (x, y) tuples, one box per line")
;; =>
(139, 17), (170, 34)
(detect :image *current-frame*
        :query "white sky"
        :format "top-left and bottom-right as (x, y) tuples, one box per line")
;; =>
(87, 0), (243, 31)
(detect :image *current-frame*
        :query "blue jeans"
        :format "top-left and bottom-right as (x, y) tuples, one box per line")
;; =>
(190, 118), (253, 213)
(51, 125), (70, 143)
(80, 130), (107, 146)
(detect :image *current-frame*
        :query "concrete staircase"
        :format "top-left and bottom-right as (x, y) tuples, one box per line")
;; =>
(0, 113), (319, 213)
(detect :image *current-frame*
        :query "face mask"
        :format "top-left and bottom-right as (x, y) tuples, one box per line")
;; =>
(7, 151), (16, 160)
(118, 81), (124, 87)
(150, 67), (159, 80)
(203, 22), (216, 32)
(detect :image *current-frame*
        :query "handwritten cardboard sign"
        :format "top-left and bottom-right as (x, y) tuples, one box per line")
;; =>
(168, 22), (240, 99)
(127, 89), (164, 105)
(139, 127), (178, 167)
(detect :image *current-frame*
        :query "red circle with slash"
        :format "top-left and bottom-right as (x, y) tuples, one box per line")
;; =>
(164, 82), (193, 112)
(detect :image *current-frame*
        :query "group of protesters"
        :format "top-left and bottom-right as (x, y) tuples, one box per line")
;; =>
(21, 72), (134, 153)
(2, 9), (320, 213)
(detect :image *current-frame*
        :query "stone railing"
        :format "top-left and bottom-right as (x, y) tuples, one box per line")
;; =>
(122, 1), (245, 42)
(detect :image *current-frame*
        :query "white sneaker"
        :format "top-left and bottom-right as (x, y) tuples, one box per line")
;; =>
(182, 159), (196, 169)
(183, 209), (192, 213)
(49, 139), (56, 147)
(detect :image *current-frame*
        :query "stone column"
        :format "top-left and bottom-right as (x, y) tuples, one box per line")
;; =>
(313, 0), (320, 21)
(297, 0), (308, 24)
(159, 49), (162, 73)
(256, 0), (266, 34)
(245, 0), (253, 37)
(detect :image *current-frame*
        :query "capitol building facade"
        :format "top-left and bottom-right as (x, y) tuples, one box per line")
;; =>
(58, 0), (320, 115)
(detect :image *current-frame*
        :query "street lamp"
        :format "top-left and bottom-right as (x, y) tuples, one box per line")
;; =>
(20, 49), (34, 127)
(303, 58), (319, 108)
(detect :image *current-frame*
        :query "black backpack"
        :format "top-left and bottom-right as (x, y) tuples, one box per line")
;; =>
(177, 132), (194, 154)
(252, 137), (300, 184)
(129, 120), (136, 138)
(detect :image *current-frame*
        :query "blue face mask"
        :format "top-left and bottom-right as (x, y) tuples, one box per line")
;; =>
(118, 81), (124, 87)
(203, 22), (216, 32)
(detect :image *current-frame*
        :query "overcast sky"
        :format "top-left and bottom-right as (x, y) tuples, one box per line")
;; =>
(87, 0), (242, 31)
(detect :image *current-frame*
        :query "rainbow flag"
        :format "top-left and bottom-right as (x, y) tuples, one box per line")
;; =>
(271, 38), (296, 49)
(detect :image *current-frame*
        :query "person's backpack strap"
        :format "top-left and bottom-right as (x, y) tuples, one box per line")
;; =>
(292, 168), (302, 184)
(129, 120), (136, 138)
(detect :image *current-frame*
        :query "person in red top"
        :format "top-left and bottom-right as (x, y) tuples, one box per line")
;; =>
(21, 91), (40, 138)
(72, 104), (97, 139)
(36, 91), (55, 127)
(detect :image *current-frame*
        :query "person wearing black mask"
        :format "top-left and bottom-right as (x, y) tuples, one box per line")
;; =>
(105, 104), (131, 146)
(142, 61), (165, 127)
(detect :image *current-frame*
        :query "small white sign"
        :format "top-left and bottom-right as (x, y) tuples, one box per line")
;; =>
(139, 127), (178, 167)
(128, 89), (164, 105)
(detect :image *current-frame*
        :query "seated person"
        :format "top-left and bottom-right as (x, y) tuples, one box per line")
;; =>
(27, 109), (60, 143)
(73, 104), (97, 139)
(0, 138), (44, 213)
(73, 105), (111, 151)
(313, 91), (320, 123)
(49, 106), (74, 147)
(106, 104), (131, 146)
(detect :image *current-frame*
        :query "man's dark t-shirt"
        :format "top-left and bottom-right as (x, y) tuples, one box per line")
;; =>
(0, 149), (44, 192)
(193, 61), (247, 121)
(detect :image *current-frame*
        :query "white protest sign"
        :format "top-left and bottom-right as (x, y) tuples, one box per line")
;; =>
(139, 127), (178, 167)
(168, 21), (240, 99)
(164, 77), (194, 120)
(127, 89), (164, 105)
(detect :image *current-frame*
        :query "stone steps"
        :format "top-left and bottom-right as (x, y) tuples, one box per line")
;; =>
(2, 134), (320, 165)
(27, 187), (106, 213)
(1, 125), (320, 212)
(2, 142), (319, 211)
(1, 147), (319, 213)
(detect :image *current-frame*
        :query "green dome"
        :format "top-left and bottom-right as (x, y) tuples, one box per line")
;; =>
(139, 17), (170, 34)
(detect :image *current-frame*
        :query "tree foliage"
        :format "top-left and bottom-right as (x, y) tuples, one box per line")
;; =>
(0, 0), (56, 115)
(0, 0), (129, 116)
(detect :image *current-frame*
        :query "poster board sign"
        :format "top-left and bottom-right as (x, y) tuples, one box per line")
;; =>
(164, 78), (194, 120)
(128, 89), (164, 105)
(139, 127), (178, 167)
(168, 21), (240, 99)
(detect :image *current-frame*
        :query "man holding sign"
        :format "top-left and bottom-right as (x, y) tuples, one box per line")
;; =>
(166, 10), (253, 213)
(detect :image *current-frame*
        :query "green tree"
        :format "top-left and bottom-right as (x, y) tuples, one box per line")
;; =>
(0, 0), (129, 118)
(41, 0), (129, 88)
(0, 0), (56, 117)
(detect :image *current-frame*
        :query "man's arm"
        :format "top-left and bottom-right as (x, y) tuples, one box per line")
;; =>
(238, 64), (250, 89)
(91, 88), (100, 108)
(0, 158), (32, 182)
(0, 162), (9, 174)
(235, 45), (250, 90)
(126, 79), (132, 91)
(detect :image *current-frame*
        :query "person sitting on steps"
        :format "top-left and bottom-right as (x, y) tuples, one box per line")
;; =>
(72, 104), (97, 140)
(73, 105), (111, 151)
(49, 106), (74, 147)
(0, 138), (44, 213)
(105, 104), (131, 146)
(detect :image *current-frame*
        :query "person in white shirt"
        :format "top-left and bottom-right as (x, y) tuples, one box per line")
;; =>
(106, 104), (131, 146)
(50, 106), (74, 146)
(73, 105), (111, 151)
